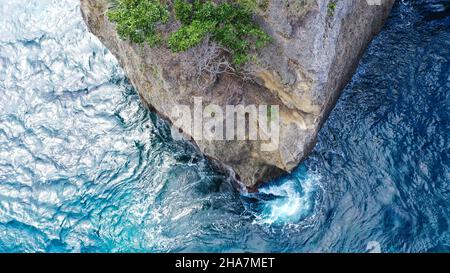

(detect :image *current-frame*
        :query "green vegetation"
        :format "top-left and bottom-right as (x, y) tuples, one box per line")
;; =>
(107, 0), (169, 45)
(235, 0), (269, 12)
(107, 0), (271, 66)
(327, 1), (337, 17)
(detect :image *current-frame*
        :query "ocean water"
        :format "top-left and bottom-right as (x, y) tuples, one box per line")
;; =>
(0, 0), (448, 253)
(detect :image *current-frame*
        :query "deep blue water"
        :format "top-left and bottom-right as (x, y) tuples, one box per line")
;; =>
(0, 0), (449, 253)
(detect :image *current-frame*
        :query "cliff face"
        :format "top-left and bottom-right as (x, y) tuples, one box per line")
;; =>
(80, 0), (394, 190)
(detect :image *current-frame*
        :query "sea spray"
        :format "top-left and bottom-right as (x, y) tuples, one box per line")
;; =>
(243, 166), (322, 225)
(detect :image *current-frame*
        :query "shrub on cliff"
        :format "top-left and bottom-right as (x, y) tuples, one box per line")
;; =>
(107, 0), (169, 45)
(107, 0), (270, 66)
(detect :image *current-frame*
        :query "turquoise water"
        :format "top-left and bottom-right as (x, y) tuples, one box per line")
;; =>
(0, 0), (449, 252)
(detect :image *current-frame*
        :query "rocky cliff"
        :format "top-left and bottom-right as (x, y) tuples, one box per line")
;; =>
(80, 0), (395, 190)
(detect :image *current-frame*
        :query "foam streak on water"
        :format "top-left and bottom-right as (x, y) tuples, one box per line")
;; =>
(0, 0), (449, 253)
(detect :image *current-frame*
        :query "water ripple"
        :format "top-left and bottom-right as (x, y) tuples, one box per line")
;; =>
(0, 0), (448, 252)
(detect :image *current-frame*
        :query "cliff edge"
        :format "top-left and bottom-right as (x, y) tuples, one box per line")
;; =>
(80, 0), (395, 190)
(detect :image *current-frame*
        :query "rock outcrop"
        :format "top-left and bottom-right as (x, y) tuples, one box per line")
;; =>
(80, 0), (395, 190)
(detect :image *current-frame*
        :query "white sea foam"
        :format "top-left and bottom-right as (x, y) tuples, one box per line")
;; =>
(254, 170), (321, 225)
